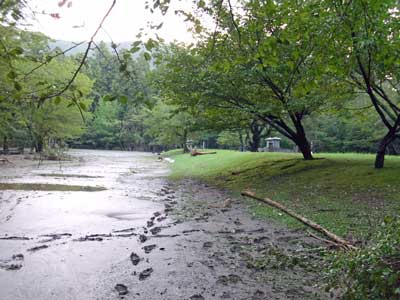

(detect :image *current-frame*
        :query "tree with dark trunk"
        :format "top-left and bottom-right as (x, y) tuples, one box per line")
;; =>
(332, 0), (400, 168)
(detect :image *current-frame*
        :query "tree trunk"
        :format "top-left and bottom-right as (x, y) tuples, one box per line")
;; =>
(35, 137), (44, 153)
(3, 136), (9, 153)
(248, 120), (262, 152)
(293, 118), (313, 160)
(297, 138), (313, 160)
(375, 129), (396, 169)
(238, 131), (244, 152)
(182, 129), (190, 153)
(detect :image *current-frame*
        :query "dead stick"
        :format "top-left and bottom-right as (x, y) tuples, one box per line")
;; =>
(241, 190), (357, 250)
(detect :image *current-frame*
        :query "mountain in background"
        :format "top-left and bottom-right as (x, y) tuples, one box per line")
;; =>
(49, 40), (134, 56)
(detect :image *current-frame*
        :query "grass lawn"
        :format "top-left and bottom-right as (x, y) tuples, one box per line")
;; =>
(164, 149), (400, 240)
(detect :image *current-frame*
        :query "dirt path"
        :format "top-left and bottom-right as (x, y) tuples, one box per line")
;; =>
(0, 150), (328, 300)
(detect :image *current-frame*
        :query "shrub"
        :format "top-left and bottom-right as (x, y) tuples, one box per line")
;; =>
(327, 216), (400, 299)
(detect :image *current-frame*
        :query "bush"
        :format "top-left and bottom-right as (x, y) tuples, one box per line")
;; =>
(327, 216), (400, 299)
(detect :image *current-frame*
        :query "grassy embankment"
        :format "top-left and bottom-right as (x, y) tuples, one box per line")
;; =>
(164, 149), (400, 239)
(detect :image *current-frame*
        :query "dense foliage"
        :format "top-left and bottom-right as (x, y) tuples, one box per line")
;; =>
(0, 0), (399, 161)
(328, 216), (400, 299)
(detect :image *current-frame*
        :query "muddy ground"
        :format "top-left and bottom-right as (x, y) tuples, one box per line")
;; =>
(0, 150), (330, 300)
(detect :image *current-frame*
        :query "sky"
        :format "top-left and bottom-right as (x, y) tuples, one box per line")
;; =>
(24, 0), (194, 43)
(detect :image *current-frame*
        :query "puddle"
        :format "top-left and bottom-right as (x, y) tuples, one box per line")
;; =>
(0, 183), (106, 192)
(106, 212), (142, 221)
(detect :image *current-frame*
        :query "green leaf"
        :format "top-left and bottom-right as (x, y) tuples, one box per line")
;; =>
(130, 46), (141, 54)
(119, 95), (128, 105)
(14, 81), (22, 91)
(9, 47), (24, 56)
(119, 64), (127, 72)
(132, 41), (141, 48)
(103, 94), (117, 102)
(144, 52), (151, 61)
(7, 71), (17, 80)
(54, 96), (62, 105)
(79, 102), (87, 111)
(145, 39), (156, 51)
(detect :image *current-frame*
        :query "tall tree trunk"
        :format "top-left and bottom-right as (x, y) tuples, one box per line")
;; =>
(35, 137), (44, 153)
(375, 129), (396, 169)
(238, 131), (244, 152)
(248, 120), (262, 152)
(296, 137), (313, 160)
(182, 129), (190, 153)
(3, 136), (9, 153)
(293, 117), (313, 160)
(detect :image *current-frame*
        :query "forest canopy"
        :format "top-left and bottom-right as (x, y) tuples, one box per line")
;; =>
(0, 0), (399, 169)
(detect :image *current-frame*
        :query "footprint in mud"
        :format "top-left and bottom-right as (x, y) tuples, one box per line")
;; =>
(114, 284), (129, 296)
(130, 252), (141, 266)
(203, 241), (213, 248)
(138, 267), (153, 280)
(150, 227), (162, 235)
(190, 295), (205, 300)
(138, 234), (147, 243)
(252, 290), (265, 300)
(216, 274), (242, 285)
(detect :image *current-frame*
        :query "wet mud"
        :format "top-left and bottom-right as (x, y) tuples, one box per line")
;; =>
(0, 150), (329, 300)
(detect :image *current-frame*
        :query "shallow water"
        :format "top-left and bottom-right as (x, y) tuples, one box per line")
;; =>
(0, 150), (167, 299)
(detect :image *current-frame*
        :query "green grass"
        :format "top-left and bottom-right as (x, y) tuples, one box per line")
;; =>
(164, 149), (400, 239)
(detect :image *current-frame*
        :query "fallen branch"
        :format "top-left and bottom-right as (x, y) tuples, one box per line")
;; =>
(190, 150), (217, 157)
(241, 190), (357, 250)
(0, 157), (13, 164)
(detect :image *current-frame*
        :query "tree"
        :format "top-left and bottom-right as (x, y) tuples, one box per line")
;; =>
(81, 43), (152, 150)
(0, 28), (93, 152)
(155, 1), (349, 160)
(329, 0), (400, 168)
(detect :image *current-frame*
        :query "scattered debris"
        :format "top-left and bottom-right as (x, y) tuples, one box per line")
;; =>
(0, 254), (24, 271)
(74, 234), (111, 242)
(39, 233), (72, 243)
(164, 157), (175, 163)
(27, 245), (49, 252)
(0, 236), (30, 240)
(142, 244), (157, 254)
(113, 227), (136, 233)
(182, 229), (201, 234)
(190, 150), (217, 157)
